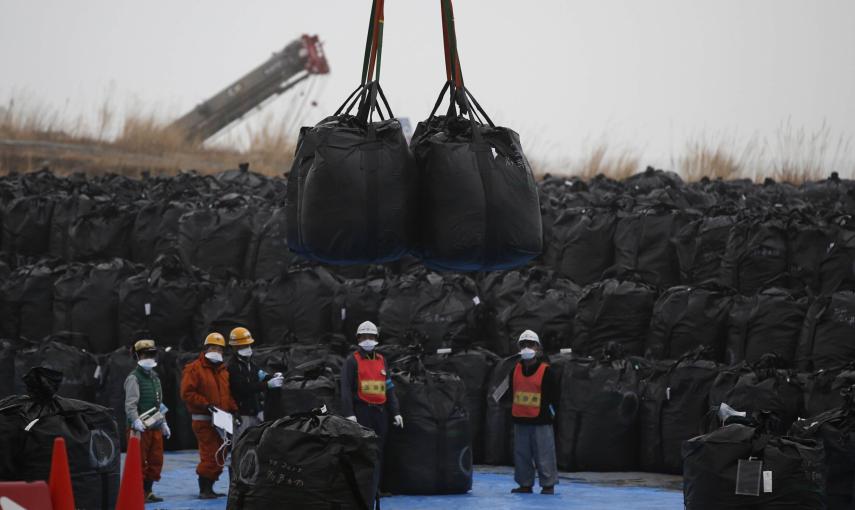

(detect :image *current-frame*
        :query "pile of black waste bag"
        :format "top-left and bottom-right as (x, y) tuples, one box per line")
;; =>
(3, 166), (855, 504)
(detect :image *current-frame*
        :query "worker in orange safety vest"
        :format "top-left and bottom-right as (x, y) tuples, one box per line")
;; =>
(509, 330), (560, 495)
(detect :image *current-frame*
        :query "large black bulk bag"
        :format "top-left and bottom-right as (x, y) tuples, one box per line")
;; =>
(178, 195), (253, 279)
(726, 288), (807, 366)
(287, 81), (417, 265)
(674, 215), (736, 285)
(797, 291), (855, 371)
(573, 278), (657, 356)
(2, 194), (54, 258)
(216, 164), (277, 198)
(383, 361), (472, 495)
(543, 206), (617, 285)
(411, 83), (542, 271)
(131, 200), (190, 266)
(227, 410), (379, 510)
(720, 215), (789, 294)
(49, 192), (94, 261)
(556, 355), (641, 471)
(639, 356), (720, 474)
(613, 205), (695, 288)
(802, 366), (855, 419)
(156, 348), (197, 451)
(709, 361), (804, 435)
(12, 340), (99, 402)
(68, 200), (135, 261)
(95, 347), (136, 450)
(407, 273), (479, 351)
(118, 255), (201, 350)
(646, 286), (732, 361)
(0, 368), (120, 510)
(195, 278), (258, 345)
(265, 353), (343, 421)
(683, 423), (826, 510)
(256, 266), (338, 345)
(791, 405), (855, 509)
(424, 347), (500, 465)
(52, 259), (138, 354)
(483, 354), (520, 466)
(496, 276), (579, 355)
(623, 166), (683, 194)
(332, 269), (388, 342)
(1, 260), (64, 342)
(244, 205), (294, 281)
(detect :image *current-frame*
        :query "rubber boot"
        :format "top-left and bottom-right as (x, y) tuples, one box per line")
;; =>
(143, 479), (163, 503)
(198, 477), (224, 499)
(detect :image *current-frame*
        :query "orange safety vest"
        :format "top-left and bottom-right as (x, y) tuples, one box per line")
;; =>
(355, 351), (387, 405)
(512, 362), (548, 418)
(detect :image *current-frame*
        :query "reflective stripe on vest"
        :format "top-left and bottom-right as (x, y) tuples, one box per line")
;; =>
(512, 362), (548, 418)
(355, 351), (387, 405)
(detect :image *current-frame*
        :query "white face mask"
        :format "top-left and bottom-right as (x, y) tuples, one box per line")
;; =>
(520, 348), (537, 360)
(205, 351), (223, 363)
(138, 359), (157, 370)
(237, 347), (252, 358)
(358, 340), (378, 352)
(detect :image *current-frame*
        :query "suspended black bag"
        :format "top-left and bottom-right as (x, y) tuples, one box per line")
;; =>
(382, 356), (472, 495)
(0, 367), (120, 510)
(411, 0), (541, 271)
(683, 423), (826, 510)
(227, 409), (379, 510)
(287, 0), (416, 265)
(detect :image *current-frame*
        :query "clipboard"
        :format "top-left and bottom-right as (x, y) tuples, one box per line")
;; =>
(211, 406), (234, 435)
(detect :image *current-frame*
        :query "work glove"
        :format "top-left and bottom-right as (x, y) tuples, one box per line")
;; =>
(393, 415), (404, 428)
(257, 369), (268, 382)
(132, 418), (146, 432)
(160, 421), (171, 439)
(346, 416), (358, 423)
(256, 411), (264, 422)
(267, 375), (284, 389)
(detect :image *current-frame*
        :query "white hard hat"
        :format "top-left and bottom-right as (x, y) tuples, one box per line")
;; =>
(356, 321), (379, 337)
(518, 330), (540, 344)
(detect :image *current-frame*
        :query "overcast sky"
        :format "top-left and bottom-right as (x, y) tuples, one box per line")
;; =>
(2, 0), (854, 170)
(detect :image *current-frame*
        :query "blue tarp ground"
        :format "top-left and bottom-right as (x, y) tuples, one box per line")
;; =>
(138, 452), (683, 510)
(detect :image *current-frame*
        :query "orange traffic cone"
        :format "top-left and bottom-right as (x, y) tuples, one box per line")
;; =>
(115, 434), (144, 510)
(48, 437), (75, 510)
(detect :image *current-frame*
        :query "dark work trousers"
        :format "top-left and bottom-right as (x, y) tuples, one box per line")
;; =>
(354, 401), (389, 500)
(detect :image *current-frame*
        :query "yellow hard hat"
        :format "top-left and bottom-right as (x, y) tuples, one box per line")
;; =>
(204, 332), (226, 347)
(229, 327), (254, 347)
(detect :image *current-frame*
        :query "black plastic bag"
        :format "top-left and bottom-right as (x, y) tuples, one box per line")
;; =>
(256, 266), (338, 345)
(287, 81), (416, 265)
(726, 288), (807, 366)
(573, 278), (657, 356)
(382, 359), (472, 495)
(646, 286), (732, 361)
(227, 410), (379, 510)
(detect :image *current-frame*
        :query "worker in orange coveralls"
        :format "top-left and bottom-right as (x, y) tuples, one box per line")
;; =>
(180, 332), (238, 499)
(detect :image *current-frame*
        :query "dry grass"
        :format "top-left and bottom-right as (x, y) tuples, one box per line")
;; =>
(2, 95), (853, 183)
(0, 95), (296, 176)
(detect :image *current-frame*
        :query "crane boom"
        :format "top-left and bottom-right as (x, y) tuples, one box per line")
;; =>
(171, 34), (329, 143)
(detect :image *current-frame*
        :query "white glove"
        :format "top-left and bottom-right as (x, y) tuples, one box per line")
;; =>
(346, 416), (358, 423)
(160, 421), (171, 439)
(132, 418), (146, 432)
(267, 375), (284, 389)
(256, 411), (264, 422)
(393, 415), (404, 428)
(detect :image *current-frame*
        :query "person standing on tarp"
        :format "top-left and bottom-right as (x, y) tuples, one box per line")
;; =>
(124, 338), (170, 503)
(226, 326), (284, 440)
(180, 332), (238, 500)
(340, 321), (404, 498)
(510, 330), (560, 495)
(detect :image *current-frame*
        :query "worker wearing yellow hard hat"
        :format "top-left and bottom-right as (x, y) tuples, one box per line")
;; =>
(180, 332), (237, 499)
(226, 326), (283, 441)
